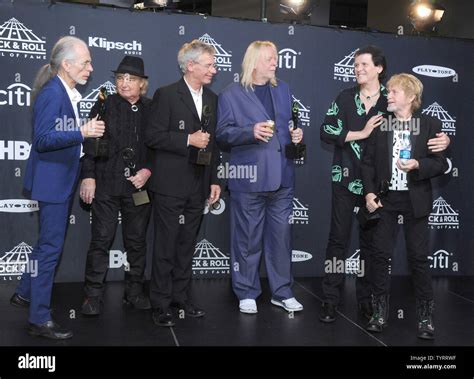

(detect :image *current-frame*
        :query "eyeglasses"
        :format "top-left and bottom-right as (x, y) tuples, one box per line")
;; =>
(193, 61), (217, 70)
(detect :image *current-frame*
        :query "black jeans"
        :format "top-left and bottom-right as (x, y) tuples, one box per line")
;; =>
(370, 191), (433, 300)
(322, 184), (375, 305)
(84, 194), (152, 298)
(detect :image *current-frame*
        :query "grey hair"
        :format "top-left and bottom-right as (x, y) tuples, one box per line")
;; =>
(32, 36), (87, 96)
(177, 40), (215, 74)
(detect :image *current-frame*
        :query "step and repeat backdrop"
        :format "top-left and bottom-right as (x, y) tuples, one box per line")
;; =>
(0, 0), (472, 283)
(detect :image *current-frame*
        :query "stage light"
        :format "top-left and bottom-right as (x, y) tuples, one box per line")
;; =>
(409, 0), (445, 33)
(279, 0), (307, 15)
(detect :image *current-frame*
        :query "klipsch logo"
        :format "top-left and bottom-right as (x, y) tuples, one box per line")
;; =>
(422, 102), (456, 136)
(192, 239), (230, 276)
(0, 242), (35, 280)
(429, 197), (459, 229)
(0, 199), (38, 213)
(412, 65), (456, 78)
(79, 81), (116, 118)
(334, 49), (357, 82)
(0, 83), (31, 106)
(278, 48), (300, 70)
(199, 34), (232, 72)
(0, 18), (46, 59)
(88, 36), (142, 55)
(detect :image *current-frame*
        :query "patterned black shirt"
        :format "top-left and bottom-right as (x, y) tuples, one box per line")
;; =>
(320, 85), (388, 195)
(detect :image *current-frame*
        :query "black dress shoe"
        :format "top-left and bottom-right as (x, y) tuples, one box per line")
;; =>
(319, 302), (336, 323)
(81, 296), (103, 316)
(123, 293), (151, 310)
(171, 302), (206, 318)
(358, 301), (373, 320)
(28, 320), (73, 340)
(152, 308), (175, 327)
(10, 293), (30, 308)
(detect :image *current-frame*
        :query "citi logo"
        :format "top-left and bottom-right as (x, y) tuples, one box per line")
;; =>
(0, 18), (46, 60)
(203, 198), (226, 215)
(79, 81), (116, 118)
(278, 48), (300, 69)
(0, 199), (38, 213)
(412, 65), (456, 78)
(291, 95), (310, 127)
(429, 197), (459, 229)
(428, 250), (454, 270)
(193, 239), (230, 276)
(0, 140), (31, 160)
(291, 250), (312, 262)
(0, 83), (31, 106)
(290, 198), (309, 224)
(422, 102), (456, 136)
(88, 37), (142, 55)
(334, 49), (358, 82)
(198, 34), (232, 72)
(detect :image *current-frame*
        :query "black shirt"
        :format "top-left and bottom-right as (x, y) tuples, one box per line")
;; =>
(320, 85), (388, 195)
(81, 94), (152, 197)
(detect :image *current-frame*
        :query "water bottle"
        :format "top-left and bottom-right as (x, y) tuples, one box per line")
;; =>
(399, 133), (411, 164)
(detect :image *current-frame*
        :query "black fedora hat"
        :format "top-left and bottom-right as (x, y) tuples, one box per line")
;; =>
(112, 56), (148, 78)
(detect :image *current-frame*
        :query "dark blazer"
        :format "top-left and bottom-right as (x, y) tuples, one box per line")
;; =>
(216, 80), (295, 192)
(24, 76), (83, 203)
(361, 113), (448, 218)
(145, 78), (219, 198)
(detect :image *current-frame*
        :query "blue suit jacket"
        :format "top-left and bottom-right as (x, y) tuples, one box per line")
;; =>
(216, 80), (295, 192)
(24, 76), (84, 203)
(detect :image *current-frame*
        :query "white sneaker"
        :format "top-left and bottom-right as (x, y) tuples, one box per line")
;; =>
(239, 299), (257, 314)
(271, 297), (303, 312)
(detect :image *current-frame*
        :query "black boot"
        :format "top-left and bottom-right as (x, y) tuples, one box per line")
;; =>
(417, 299), (435, 340)
(366, 295), (388, 333)
(358, 300), (373, 320)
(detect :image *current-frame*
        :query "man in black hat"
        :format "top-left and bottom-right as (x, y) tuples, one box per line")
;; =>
(79, 56), (153, 315)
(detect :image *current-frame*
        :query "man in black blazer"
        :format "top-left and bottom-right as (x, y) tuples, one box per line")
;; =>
(361, 73), (448, 339)
(145, 40), (221, 327)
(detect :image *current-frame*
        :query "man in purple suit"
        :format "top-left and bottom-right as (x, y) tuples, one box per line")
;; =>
(11, 36), (104, 339)
(216, 41), (303, 314)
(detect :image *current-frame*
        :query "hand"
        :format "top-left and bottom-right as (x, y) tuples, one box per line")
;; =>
(80, 178), (96, 204)
(189, 130), (210, 149)
(254, 121), (274, 143)
(127, 169), (151, 189)
(289, 126), (303, 144)
(396, 158), (419, 172)
(80, 115), (105, 138)
(208, 184), (221, 205)
(365, 192), (382, 213)
(362, 115), (383, 138)
(427, 132), (450, 152)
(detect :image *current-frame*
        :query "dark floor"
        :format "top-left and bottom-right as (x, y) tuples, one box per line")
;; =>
(1, 276), (473, 347)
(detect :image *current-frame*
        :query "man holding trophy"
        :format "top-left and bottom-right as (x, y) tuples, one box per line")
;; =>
(216, 40), (304, 314)
(80, 56), (152, 315)
(145, 40), (221, 327)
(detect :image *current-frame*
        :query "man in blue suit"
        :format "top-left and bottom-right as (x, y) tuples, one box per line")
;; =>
(11, 36), (105, 339)
(216, 41), (303, 314)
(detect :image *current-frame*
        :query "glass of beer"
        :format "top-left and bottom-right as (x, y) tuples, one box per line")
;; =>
(266, 120), (275, 141)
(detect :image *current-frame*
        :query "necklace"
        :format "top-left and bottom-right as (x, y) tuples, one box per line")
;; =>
(360, 89), (380, 100)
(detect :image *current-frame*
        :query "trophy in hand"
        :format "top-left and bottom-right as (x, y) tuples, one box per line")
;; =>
(285, 101), (306, 160)
(85, 86), (109, 157)
(189, 104), (212, 166)
(357, 180), (389, 229)
(122, 147), (150, 206)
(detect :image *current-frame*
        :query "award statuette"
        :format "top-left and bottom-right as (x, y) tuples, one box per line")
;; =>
(85, 87), (109, 157)
(189, 104), (212, 166)
(285, 101), (306, 160)
(356, 180), (389, 229)
(122, 147), (150, 206)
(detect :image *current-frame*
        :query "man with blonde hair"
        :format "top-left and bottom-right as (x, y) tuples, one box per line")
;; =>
(216, 40), (303, 314)
(361, 73), (448, 339)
